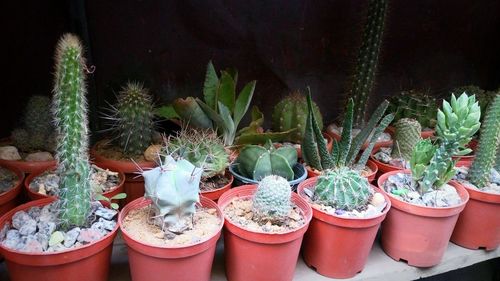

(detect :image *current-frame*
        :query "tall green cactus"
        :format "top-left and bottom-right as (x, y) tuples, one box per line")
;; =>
(349, 0), (389, 127)
(391, 118), (422, 161)
(52, 34), (91, 227)
(252, 175), (292, 223)
(468, 95), (500, 188)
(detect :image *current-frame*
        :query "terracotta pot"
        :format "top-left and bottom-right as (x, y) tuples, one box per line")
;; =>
(119, 196), (223, 281)
(297, 177), (391, 278)
(370, 147), (404, 177)
(0, 197), (119, 281)
(23, 165), (125, 202)
(0, 164), (24, 216)
(326, 128), (393, 151)
(305, 159), (378, 183)
(450, 161), (500, 250)
(451, 139), (478, 161)
(386, 126), (435, 139)
(200, 173), (233, 202)
(377, 170), (469, 267)
(90, 146), (155, 204)
(229, 163), (307, 189)
(218, 185), (312, 281)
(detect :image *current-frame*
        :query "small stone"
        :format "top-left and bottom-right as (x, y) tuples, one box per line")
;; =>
(27, 207), (41, 219)
(389, 158), (406, 169)
(2, 229), (21, 249)
(0, 223), (10, 240)
(37, 221), (56, 236)
(0, 146), (21, 160)
(12, 211), (37, 236)
(49, 231), (65, 247)
(490, 168), (500, 185)
(95, 207), (117, 220)
(364, 205), (379, 217)
(407, 191), (421, 201)
(374, 151), (391, 163)
(77, 228), (104, 244)
(39, 205), (57, 223)
(144, 144), (162, 161)
(64, 227), (81, 248)
(25, 152), (54, 162)
(334, 209), (345, 216)
(34, 233), (49, 251)
(21, 236), (43, 252)
(370, 193), (385, 207)
(90, 201), (104, 212)
(422, 184), (461, 207)
(153, 231), (164, 239)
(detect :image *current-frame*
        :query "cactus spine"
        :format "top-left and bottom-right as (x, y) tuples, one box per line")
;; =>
(52, 34), (91, 227)
(272, 90), (323, 143)
(391, 118), (422, 161)
(252, 175), (292, 223)
(468, 95), (500, 188)
(349, 0), (389, 127)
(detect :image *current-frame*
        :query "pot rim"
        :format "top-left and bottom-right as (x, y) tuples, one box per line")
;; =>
(0, 164), (24, 200)
(454, 161), (500, 203)
(229, 162), (307, 185)
(90, 140), (156, 172)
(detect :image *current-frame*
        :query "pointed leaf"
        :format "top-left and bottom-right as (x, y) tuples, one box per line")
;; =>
(203, 61), (219, 110)
(155, 105), (180, 120)
(234, 81), (256, 127)
(218, 71), (236, 112)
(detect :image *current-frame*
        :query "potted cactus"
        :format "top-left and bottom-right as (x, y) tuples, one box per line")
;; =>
(119, 155), (223, 281)
(0, 34), (119, 281)
(0, 164), (24, 216)
(163, 127), (232, 201)
(91, 82), (158, 204)
(217, 175), (312, 281)
(377, 93), (480, 267)
(451, 94), (500, 250)
(0, 95), (57, 173)
(297, 91), (392, 278)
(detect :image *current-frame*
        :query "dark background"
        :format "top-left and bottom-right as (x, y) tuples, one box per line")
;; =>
(2, 0), (500, 140)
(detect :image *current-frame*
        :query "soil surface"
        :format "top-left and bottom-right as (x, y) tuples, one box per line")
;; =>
(200, 174), (230, 192)
(94, 140), (148, 162)
(122, 205), (221, 247)
(0, 167), (18, 194)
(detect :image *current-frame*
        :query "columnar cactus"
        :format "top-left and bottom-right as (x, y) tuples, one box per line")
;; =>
(388, 90), (438, 128)
(236, 140), (297, 181)
(272, 90), (323, 143)
(252, 175), (292, 223)
(314, 167), (372, 211)
(468, 94), (500, 188)
(349, 0), (389, 127)
(142, 155), (202, 233)
(391, 118), (422, 161)
(52, 34), (91, 227)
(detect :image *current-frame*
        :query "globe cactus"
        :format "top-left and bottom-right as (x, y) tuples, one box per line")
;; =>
(391, 118), (422, 161)
(252, 175), (292, 224)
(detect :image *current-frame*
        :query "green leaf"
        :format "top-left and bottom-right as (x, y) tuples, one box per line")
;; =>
(173, 97), (213, 129)
(49, 231), (65, 246)
(154, 105), (180, 119)
(203, 61), (219, 110)
(218, 102), (236, 145)
(111, 203), (119, 210)
(218, 71), (236, 112)
(196, 98), (227, 132)
(237, 106), (263, 135)
(94, 193), (108, 202)
(233, 81), (256, 128)
(111, 193), (127, 200)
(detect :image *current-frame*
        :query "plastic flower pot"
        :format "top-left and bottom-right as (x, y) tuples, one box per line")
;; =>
(369, 147), (404, 176)
(306, 159), (378, 183)
(0, 138), (56, 174)
(386, 126), (435, 139)
(0, 197), (119, 281)
(119, 196), (223, 281)
(297, 177), (391, 279)
(200, 173), (233, 202)
(327, 128), (393, 151)
(229, 163), (307, 189)
(90, 146), (155, 204)
(23, 165), (125, 203)
(0, 164), (24, 216)
(218, 185), (312, 281)
(377, 170), (469, 267)
(450, 161), (500, 250)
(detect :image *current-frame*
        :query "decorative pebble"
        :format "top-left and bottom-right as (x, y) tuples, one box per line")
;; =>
(144, 144), (162, 162)
(95, 207), (118, 220)
(49, 231), (65, 247)
(25, 152), (54, 162)
(370, 193), (385, 207)
(64, 227), (81, 248)
(0, 146), (21, 160)
(22, 235), (43, 252)
(2, 229), (22, 249)
(34, 233), (49, 251)
(37, 221), (56, 236)
(77, 229), (104, 244)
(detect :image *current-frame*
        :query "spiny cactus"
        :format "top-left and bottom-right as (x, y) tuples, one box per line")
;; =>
(52, 33), (91, 227)
(252, 175), (292, 224)
(391, 118), (422, 161)
(236, 139), (297, 181)
(272, 90), (323, 143)
(142, 155), (202, 233)
(314, 167), (372, 211)
(412, 93), (481, 194)
(388, 90), (438, 128)
(468, 94), (500, 188)
(303, 88), (393, 171)
(105, 82), (155, 157)
(165, 127), (229, 180)
(349, 0), (389, 127)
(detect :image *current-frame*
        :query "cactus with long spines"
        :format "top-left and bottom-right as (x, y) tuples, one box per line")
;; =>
(272, 90), (323, 143)
(468, 95), (500, 188)
(349, 0), (389, 127)
(388, 90), (437, 128)
(391, 118), (422, 161)
(142, 155), (202, 233)
(52, 34), (91, 227)
(252, 175), (292, 224)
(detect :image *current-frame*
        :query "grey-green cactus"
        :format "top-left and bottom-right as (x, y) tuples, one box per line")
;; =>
(252, 175), (292, 224)
(452, 86), (496, 123)
(314, 167), (372, 211)
(349, 0), (389, 127)
(236, 139), (297, 181)
(52, 34), (91, 227)
(388, 90), (438, 128)
(468, 94), (500, 188)
(142, 155), (202, 233)
(391, 118), (422, 161)
(272, 90), (323, 143)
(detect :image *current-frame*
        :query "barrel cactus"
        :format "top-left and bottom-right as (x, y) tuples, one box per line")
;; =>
(388, 90), (438, 128)
(52, 34), (92, 227)
(235, 139), (297, 181)
(252, 175), (292, 224)
(391, 118), (422, 161)
(272, 90), (323, 143)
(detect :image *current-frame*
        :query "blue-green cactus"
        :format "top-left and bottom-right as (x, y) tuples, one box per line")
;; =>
(252, 175), (292, 223)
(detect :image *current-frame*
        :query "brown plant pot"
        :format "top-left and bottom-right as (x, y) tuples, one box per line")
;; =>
(297, 177), (391, 279)
(200, 173), (233, 202)
(450, 161), (500, 250)
(119, 197), (223, 281)
(90, 146), (155, 204)
(377, 170), (469, 267)
(218, 184), (312, 281)
(0, 164), (24, 216)
(326, 128), (393, 151)
(305, 159), (378, 183)
(370, 148), (404, 177)
(0, 197), (119, 281)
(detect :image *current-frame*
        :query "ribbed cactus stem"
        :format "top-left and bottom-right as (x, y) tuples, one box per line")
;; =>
(468, 95), (500, 188)
(391, 118), (422, 161)
(52, 34), (91, 227)
(252, 175), (291, 223)
(350, 0), (388, 127)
